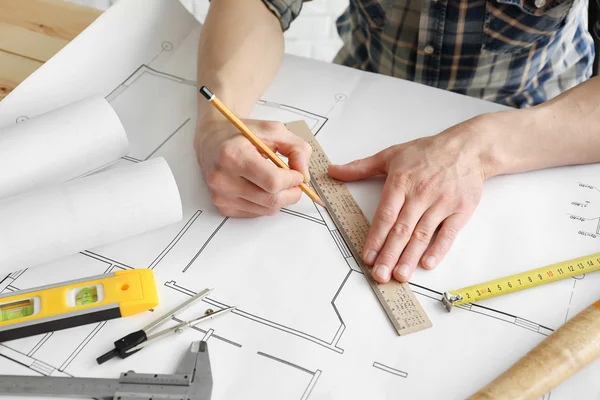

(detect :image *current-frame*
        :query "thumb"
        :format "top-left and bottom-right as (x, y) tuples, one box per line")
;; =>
(328, 153), (386, 182)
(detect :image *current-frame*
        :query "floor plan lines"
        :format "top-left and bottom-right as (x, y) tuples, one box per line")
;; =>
(456, 303), (554, 336)
(256, 351), (323, 400)
(106, 64), (328, 167)
(0, 345), (71, 377)
(280, 208), (326, 226)
(149, 210), (203, 270)
(0, 269), (24, 292)
(373, 361), (408, 379)
(165, 280), (345, 354)
(182, 217), (228, 273)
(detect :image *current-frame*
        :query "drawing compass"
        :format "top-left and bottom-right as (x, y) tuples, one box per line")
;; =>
(97, 287), (235, 364)
(0, 340), (213, 400)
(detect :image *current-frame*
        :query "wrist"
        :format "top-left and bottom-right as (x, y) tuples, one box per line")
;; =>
(470, 112), (506, 180)
(439, 112), (505, 180)
(460, 109), (534, 180)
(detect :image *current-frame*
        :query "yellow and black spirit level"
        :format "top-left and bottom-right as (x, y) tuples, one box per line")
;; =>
(0, 269), (158, 342)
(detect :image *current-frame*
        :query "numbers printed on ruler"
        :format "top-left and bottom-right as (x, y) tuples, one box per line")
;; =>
(291, 121), (433, 335)
(384, 286), (430, 329)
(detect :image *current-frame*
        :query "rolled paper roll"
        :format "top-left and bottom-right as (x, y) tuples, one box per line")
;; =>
(0, 157), (182, 273)
(0, 96), (129, 199)
(469, 299), (600, 400)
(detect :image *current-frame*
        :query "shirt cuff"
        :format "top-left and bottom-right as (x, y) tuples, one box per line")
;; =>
(261, 0), (306, 31)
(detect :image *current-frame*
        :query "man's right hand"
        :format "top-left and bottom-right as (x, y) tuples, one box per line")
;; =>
(194, 119), (312, 218)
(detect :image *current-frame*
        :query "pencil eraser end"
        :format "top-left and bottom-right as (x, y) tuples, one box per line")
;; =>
(199, 86), (214, 101)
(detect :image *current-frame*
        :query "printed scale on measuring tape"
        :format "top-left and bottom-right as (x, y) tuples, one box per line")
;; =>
(443, 251), (600, 311)
(288, 121), (432, 336)
(0, 269), (158, 341)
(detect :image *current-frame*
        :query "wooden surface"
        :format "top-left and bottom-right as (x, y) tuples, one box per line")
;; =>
(0, 0), (102, 100)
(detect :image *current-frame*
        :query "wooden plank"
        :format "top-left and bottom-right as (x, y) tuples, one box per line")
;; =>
(0, 0), (102, 100)
(0, 50), (43, 100)
(0, 0), (102, 41)
(0, 22), (68, 62)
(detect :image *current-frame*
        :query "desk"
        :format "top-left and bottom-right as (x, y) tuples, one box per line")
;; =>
(0, 0), (101, 100)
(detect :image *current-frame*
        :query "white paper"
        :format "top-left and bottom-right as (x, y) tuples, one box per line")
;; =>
(0, 96), (128, 199)
(0, 1), (598, 399)
(0, 157), (182, 274)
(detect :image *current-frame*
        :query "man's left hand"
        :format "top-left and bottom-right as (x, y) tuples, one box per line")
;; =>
(328, 117), (489, 283)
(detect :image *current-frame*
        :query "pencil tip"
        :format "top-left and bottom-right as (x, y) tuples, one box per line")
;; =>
(316, 198), (325, 207)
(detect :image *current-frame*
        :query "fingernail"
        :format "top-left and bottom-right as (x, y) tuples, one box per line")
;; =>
(296, 176), (304, 185)
(374, 264), (390, 280)
(424, 256), (437, 268)
(365, 250), (377, 265)
(396, 264), (412, 279)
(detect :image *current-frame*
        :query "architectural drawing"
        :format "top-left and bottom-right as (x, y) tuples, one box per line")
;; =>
(2, 61), (598, 398)
(1, 1), (599, 395)
(568, 182), (600, 238)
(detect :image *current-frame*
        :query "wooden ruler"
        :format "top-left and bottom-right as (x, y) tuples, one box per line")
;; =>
(287, 121), (432, 336)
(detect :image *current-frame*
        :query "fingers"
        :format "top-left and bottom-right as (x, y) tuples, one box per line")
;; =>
(391, 204), (449, 282)
(215, 198), (274, 217)
(420, 213), (466, 270)
(231, 176), (303, 210)
(209, 174), (303, 216)
(362, 174), (408, 268)
(202, 119), (310, 219)
(370, 201), (427, 283)
(239, 149), (305, 194)
(328, 151), (387, 182)
(215, 208), (264, 218)
(266, 125), (313, 183)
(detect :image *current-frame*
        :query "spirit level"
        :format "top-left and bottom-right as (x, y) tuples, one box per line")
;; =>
(443, 252), (600, 311)
(0, 269), (158, 342)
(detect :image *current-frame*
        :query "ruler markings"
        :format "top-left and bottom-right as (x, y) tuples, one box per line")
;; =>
(288, 121), (432, 336)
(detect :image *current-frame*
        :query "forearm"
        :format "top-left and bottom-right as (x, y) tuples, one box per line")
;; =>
(196, 0), (284, 124)
(479, 76), (600, 178)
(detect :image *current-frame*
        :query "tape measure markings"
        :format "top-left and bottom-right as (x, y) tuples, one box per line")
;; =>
(288, 121), (432, 335)
(443, 252), (600, 310)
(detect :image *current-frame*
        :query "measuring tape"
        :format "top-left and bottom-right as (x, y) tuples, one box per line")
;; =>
(288, 121), (432, 336)
(442, 252), (600, 311)
(0, 269), (158, 341)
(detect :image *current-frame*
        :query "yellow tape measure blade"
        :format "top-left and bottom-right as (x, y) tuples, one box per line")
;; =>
(443, 252), (600, 311)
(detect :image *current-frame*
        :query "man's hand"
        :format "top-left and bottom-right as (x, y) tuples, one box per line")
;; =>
(329, 118), (488, 283)
(195, 119), (312, 217)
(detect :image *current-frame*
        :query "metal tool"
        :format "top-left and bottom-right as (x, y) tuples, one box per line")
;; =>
(288, 121), (432, 336)
(442, 251), (600, 312)
(97, 288), (235, 364)
(0, 340), (212, 399)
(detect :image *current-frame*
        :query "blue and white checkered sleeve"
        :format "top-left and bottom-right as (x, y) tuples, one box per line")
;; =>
(261, 0), (308, 31)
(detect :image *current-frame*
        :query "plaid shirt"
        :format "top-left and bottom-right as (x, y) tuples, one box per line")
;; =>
(262, 0), (595, 108)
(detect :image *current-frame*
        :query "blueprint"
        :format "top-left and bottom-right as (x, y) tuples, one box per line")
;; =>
(0, 1), (599, 399)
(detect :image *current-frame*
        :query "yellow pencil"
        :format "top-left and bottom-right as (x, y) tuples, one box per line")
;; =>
(199, 86), (324, 206)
